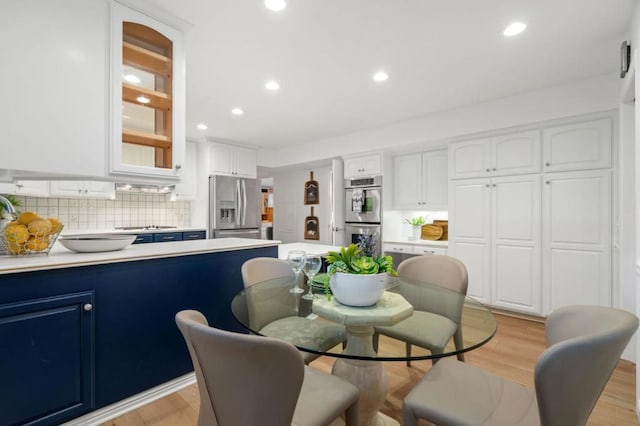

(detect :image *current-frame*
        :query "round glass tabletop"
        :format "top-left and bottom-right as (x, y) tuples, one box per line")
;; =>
(231, 275), (497, 361)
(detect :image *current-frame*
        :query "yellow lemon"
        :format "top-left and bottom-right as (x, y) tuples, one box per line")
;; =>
(4, 224), (30, 244)
(27, 218), (52, 237)
(17, 211), (41, 225)
(48, 217), (63, 234)
(26, 236), (49, 252)
(6, 240), (25, 255)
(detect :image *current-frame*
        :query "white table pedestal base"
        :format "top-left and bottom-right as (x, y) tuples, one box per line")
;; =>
(331, 325), (399, 426)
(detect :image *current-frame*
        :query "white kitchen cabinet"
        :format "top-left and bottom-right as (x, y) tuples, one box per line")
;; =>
(109, 1), (186, 181)
(0, 0), (107, 178)
(449, 179), (492, 304)
(172, 141), (197, 200)
(393, 150), (447, 210)
(411, 245), (448, 256)
(449, 175), (541, 314)
(344, 154), (382, 178)
(14, 181), (50, 197)
(383, 242), (414, 254)
(448, 130), (541, 179)
(0, 183), (15, 194)
(542, 170), (611, 314)
(49, 181), (115, 199)
(542, 118), (612, 173)
(209, 142), (257, 178)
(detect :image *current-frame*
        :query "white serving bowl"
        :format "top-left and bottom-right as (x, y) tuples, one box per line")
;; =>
(58, 234), (137, 253)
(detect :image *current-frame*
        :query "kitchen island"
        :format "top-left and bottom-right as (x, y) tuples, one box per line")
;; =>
(0, 238), (279, 426)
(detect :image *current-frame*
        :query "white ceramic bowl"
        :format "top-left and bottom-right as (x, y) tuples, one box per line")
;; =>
(329, 272), (388, 307)
(58, 234), (136, 253)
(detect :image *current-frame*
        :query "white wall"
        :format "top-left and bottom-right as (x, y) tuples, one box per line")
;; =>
(262, 73), (620, 168)
(273, 166), (333, 244)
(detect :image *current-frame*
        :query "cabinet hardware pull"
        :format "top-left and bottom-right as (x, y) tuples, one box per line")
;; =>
(84, 304), (93, 312)
(545, 162), (550, 166)
(546, 181), (550, 184)
(485, 184), (490, 188)
(492, 168), (496, 171)
(175, 164), (182, 170)
(493, 184), (496, 187)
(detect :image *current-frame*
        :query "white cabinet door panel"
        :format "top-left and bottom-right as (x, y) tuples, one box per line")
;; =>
(84, 181), (115, 199)
(542, 170), (611, 314)
(548, 248), (610, 310)
(545, 171), (610, 246)
(422, 150), (448, 209)
(210, 143), (235, 176)
(393, 154), (422, 209)
(234, 146), (257, 178)
(542, 118), (611, 172)
(450, 180), (490, 240)
(344, 158), (362, 178)
(493, 176), (540, 242)
(453, 241), (490, 303)
(448, 139), (491, 179)
(50, 181), (84, 197)
(494, 245), (539, 312)
(491, 130), (541, 176)
(361, 154), (382, 176)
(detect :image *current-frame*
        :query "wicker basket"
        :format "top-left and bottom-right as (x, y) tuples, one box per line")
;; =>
(0, 221), (63, 256)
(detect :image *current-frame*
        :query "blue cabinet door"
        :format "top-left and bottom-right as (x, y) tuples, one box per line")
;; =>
(152, 232), (183, 242)
(0, 292), (94, 425)
(182, 230), (206, 240)
(132, 234), (153, 244)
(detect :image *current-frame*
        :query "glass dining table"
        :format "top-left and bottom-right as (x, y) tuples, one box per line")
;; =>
(231, 275), (497, 426)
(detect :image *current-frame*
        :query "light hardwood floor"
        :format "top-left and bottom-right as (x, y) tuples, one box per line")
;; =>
(104, 313), (638, 425)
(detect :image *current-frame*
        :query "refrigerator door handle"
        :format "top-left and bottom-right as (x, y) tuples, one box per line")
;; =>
(236, 179), (241, 226)
(241, 180), (247, 226)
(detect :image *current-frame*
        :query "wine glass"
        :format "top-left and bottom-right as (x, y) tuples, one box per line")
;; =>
(301, 255), (322, 300)
(287, 250), (306, 293)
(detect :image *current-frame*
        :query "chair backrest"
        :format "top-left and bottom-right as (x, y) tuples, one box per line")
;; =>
(241, 257), (294, 288)
(175, 310), (305, 426)
(397, 255), (469, 322)
(535, 305), (639, 426)
(241, 257), (297, 330)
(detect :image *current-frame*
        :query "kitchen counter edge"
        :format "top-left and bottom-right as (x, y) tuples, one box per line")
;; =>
(0, 238), (281, 275)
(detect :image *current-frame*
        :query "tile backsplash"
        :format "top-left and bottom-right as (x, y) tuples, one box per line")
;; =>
(12, 192), (191, 232)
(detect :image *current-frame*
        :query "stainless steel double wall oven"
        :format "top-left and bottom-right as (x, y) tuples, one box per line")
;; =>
(344, 176), (382, 256)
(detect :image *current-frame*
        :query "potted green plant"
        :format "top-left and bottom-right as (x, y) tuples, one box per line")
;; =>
(324, 244), (396, 306)
(404, 216), (425, 240)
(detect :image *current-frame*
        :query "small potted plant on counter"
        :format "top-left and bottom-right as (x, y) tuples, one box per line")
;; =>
(324, 244), (396, 307)
(404, 216), (426, 241)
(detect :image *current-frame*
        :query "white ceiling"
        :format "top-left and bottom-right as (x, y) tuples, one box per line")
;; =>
(147, 0), (634, 149)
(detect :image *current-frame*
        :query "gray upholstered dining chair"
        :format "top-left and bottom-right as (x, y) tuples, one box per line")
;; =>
(176, 310), (359, 426)
(241, 257), (346, 364)
(373, 255), (468, 366)
(402, 305), (639, 426)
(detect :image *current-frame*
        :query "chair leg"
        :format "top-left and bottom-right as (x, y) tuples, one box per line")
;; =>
(402, 403), (419, 426)
(372, 332), (380, 353)
(406, 342), (412, 367)
(344, 400), (359, 426)
(454, 328), (465, 362)
(431, 347), (444, 365)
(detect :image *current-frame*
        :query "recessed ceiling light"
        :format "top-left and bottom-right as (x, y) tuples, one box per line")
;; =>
(231, 107), (244, 116)
(136, 95), (150, 104)
(123, 73), (141, 84)
(196, 123), (208, 130)
(503, 22), (527, 37)
(265, 80), (280, 91)
(373, 71), (389, 82)
(264, 0), (287, 12)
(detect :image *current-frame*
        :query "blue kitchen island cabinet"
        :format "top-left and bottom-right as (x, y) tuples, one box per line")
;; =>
(0, 244), (277, 425)
(0, 292), (94, 426)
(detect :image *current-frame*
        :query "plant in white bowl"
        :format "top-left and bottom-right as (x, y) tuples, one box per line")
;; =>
(324, 244), (396, 307)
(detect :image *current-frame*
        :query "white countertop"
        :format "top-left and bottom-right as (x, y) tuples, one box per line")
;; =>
(61, 227), (206, 236)
(278, 242), (342, 259)
(0, 238), (280, 275)
(383, 239), (449, 247)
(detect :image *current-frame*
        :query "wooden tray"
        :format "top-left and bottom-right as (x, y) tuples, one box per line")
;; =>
(433, 220), (448, 241)
(421, 224), (443, 240)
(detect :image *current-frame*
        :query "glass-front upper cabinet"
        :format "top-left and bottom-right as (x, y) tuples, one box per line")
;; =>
(110, 1), (186, 180)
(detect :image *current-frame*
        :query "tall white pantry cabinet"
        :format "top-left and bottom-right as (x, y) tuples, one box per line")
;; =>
(448, 117), (613, 316)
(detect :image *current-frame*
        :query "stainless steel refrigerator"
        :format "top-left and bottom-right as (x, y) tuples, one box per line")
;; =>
(208, 175), (261, 239)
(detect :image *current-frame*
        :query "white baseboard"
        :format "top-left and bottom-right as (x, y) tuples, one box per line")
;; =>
(62, 373), (196, 426)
